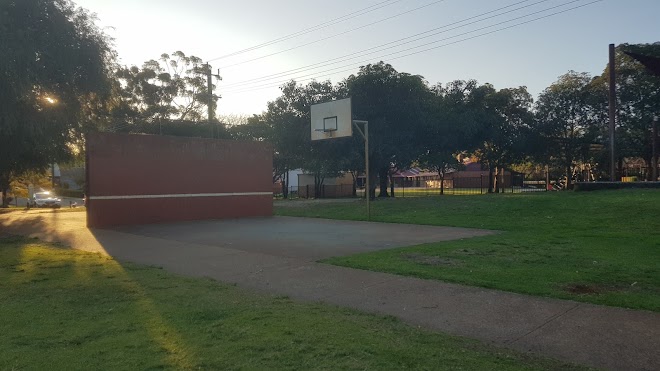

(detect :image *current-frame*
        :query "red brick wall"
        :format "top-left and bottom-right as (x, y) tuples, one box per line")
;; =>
(86, 132), (272, 227)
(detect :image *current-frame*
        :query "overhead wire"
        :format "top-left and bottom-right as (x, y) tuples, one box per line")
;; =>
(221, 0), (543, 89)
(217, 0), (450, 70)
(205, 0), (404, 63)
(222, 0), (603, 96)
(223, 0), (585, 93)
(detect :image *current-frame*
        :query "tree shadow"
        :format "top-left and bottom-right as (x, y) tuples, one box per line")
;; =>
(0, 212), (199, 369)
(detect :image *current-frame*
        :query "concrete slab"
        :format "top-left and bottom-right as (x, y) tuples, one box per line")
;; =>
(323, 275), (580, 344)
(114, 216), (496, 261)
(230, 262), (398, 301)
(509, 304), (660, 371)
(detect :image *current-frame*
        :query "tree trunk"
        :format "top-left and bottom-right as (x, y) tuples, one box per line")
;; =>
(492, 167), (499, 193)
(389, 174), (395, 198)
(565, 165), (572, 190)
(439, 170), (445, 195)
(499, 167), (505, 193)
(378, 167), (389, 197)
(644, 157), (653, 181)
(0, 173), (9, 208)
(314, 173), (323, 198)
(351, 173), (357, 197)
(488, 167), (494, 193)
(281, 172), (288, 199)
(1, 188), (7, 208)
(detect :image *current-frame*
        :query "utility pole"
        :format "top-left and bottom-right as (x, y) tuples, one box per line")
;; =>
(653, 115), (658, 181)
(353, 120), (370, 221)
(608, 44), (617, 181)
(204, 63), (221, 136)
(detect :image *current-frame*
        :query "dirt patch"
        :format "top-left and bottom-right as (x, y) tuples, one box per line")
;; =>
(562, 283), (639, 296)
(564, 284), (601, 295)
(403, 253), (462, 267)
(452, 248), (492, 256)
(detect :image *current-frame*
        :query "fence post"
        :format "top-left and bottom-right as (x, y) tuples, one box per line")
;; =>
(306, 184), (309, 199)
(480, 175), (483, 194)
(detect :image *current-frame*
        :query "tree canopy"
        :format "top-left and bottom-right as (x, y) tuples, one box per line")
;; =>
(344, 62), (433, 196)
(0, 0), (115, 205)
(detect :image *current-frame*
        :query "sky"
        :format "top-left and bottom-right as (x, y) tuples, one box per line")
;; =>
(73, 0), (659, 117)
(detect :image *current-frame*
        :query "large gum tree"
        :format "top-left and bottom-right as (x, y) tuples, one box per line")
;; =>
(0, 0), (115, 206)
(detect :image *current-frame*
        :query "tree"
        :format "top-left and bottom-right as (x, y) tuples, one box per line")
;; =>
(111, 51), (219, 129)
(417, 82), (470, 195)
(593, 43), (660, 180)
(267, 81), (349, 197)
(0, 0), (115, 206)
(533, 71), (601, 189)
(343, 62), (432, 197)
(423, 80), (531, 193)
(478, 86), (534, 192)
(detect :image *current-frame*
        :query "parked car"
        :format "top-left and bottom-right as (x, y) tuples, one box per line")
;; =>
(28, 192), (62, 208)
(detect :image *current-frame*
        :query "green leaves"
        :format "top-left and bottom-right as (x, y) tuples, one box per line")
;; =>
(0, 0), (114, 204)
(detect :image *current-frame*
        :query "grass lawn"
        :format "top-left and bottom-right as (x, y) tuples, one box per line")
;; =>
(0, 206), (86, 215)
(0, 236), (584, 370)
(276, 190), (660, 312)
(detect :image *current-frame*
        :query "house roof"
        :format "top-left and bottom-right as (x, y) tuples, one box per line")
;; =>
(391, 167), (438, 178)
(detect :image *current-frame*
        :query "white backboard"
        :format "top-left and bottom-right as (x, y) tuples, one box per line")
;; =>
(311, 97), (352, 141)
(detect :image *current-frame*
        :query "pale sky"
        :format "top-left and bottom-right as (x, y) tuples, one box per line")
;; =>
(74, 0), (659, 116)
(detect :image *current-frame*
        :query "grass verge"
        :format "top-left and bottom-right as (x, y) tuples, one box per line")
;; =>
(0, 235), (583, 370)
(0, 206), (85, 215)
(276, 190), (660, 312)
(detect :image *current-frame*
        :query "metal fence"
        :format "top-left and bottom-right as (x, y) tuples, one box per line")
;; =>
(390, 174), (548, 197)
(275, 175), (549, 199)
(275, 184), (356, 199)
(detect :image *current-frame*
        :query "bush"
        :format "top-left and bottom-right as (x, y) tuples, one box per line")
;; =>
(54, 188), (84, 198)
(574, 181), (660, 191)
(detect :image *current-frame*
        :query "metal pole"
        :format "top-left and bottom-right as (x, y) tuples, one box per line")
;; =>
(365, 122), (370, 221)
(608, 44), (617, 181)
(653, 115), (658, 181)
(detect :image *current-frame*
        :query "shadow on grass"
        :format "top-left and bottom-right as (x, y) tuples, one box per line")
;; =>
(1, 234), (590, 370)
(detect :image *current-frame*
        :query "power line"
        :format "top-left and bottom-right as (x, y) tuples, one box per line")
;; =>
(206, 0), (404, 63)
(222, 0), (586, 93)
(218, 0), (449, 70)
(221, 0), (543, 89)
(222, 0), (603, 96)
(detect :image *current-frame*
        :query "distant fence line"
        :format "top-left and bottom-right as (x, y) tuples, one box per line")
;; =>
(275, 174), (550, 199)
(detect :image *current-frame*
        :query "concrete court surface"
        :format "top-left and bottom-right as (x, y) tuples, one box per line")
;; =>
(113, 216), (496, 260)
(1, 210), (659, 371)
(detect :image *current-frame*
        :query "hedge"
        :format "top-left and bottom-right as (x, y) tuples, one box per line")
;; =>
(54, 188), (84, 198)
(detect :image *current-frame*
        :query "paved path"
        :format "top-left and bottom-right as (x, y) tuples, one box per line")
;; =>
(1, 211), (659, 370)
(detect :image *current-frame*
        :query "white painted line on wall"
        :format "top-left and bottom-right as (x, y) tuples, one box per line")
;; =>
(89, 192), (272, 200)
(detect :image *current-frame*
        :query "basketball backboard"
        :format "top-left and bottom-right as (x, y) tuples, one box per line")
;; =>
(311, 97), (352, 141)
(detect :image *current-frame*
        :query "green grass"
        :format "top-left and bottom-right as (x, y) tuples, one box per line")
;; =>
(276, 190), (660, 312)
(0, 236), (584, 370)
(0, 206), (85, 214)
